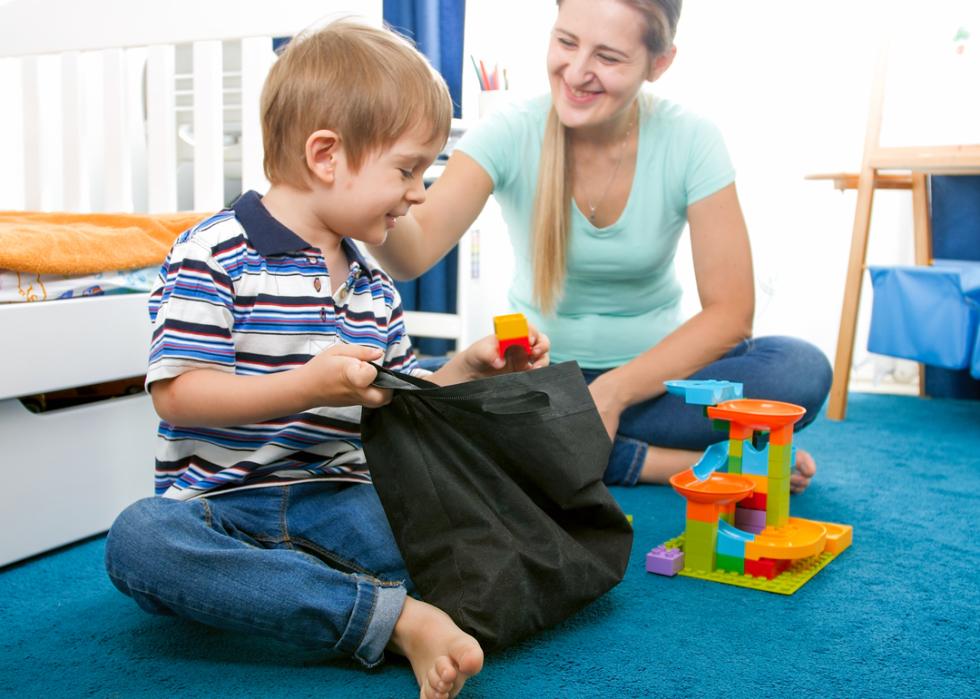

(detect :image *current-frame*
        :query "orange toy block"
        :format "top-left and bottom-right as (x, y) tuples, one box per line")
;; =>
(493, 313), (531, 359)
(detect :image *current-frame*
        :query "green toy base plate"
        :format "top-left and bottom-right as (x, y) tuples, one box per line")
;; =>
(661, 534), (841, 595)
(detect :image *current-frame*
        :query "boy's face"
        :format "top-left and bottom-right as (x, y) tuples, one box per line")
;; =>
(329, 126), (444, 246)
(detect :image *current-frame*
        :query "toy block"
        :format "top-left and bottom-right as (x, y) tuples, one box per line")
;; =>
(664, 379), (743, 406)
(729, 439), (743, 457)
(742, 475), (768, 498)
(717, 533), (747, 558)
(727, 454), (743, 474)
(769, 424), (794, 446)
(646, 545), (684, 576)
(767, 443), (792, 478)
(660, 533), (846, 595)
(686, 501), (720, 523)
(741, 440), (769, 476)
(715, 552), (744, 575)
(712, 419), (729, 432)
(766, 485), (790, 528)
(683, 518), (718, 572)
(821, 522), (854, 554)
(625, 514), (634, 524)
(735, 507), (767, 530)
(493, 313), (531, 359)
(744, 556), (789, 580)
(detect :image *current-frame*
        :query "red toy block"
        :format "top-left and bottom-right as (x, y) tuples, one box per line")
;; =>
(744, 556), (790, 580)
(740, 492), (767, 511)
(497, 336), (532, 359)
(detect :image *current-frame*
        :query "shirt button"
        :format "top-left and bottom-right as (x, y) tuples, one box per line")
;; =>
(313, 277), (322, 292)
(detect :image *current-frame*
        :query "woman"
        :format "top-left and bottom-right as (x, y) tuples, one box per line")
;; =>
(373, 0), (831, 492)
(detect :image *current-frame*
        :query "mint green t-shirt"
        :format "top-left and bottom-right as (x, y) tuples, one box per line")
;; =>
(456, 92), (735, 368)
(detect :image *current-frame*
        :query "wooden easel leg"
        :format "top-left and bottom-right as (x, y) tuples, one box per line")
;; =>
(911, 172), (932, 397)
(828, 168), (877, 420)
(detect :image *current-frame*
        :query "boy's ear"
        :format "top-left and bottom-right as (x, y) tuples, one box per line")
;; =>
(647, 45), (676, 82)
(305, 130), (342, 184)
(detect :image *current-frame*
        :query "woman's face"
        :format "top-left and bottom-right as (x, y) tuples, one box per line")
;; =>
(547, 0), (658, 131)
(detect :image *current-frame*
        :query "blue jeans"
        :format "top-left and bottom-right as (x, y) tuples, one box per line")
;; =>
(584, 336), (833, 486)
(104, 481), (410, 667)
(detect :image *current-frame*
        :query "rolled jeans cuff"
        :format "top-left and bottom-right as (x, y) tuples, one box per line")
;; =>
(603, 435), (647, 486)
(341, 576), (407, 668)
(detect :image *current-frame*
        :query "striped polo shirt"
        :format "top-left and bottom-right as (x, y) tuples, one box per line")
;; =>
(146, 191), (422, 500)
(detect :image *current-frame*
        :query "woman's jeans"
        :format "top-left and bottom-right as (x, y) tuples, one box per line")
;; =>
(582, 336), (833, 486)
(104, 481), (410, 667)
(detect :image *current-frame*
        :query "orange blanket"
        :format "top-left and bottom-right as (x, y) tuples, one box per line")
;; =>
(0, 211), (206, 275)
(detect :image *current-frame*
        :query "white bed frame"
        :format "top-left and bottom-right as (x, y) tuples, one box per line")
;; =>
(0, 0), (497, 567)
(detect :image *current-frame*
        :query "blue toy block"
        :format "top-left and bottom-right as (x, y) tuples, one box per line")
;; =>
(717, 519), (755, 558)
(664, 379), (744, 406)
(646, 545), (684, 576)
(741, 439), (769, 476)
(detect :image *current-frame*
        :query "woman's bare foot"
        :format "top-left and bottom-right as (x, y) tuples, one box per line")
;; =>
(790, 448), (817, 494)
(388, 597), (484, 699)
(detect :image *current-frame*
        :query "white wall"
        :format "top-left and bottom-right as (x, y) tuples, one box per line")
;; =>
(463, 0), (980, 375)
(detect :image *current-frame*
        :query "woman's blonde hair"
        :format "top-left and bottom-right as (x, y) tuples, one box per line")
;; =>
(261, 20), (452, 186)
(531, 0), (681, 313)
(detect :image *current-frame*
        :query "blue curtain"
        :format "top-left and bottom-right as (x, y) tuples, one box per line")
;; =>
(384, 0), (466, 356)
(924, 175), (980, 399)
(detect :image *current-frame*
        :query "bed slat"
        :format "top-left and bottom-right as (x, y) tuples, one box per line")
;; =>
(145, 45), (178, 213)
(192, 40), (225, 211)
(21, 56), (43, 211)
(240, 37), (274, 195)
(101, 48), (133, 212)
(61, 51), (89, 212)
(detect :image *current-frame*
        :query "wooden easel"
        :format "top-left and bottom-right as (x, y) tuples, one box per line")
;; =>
(809, 47), (980, 421)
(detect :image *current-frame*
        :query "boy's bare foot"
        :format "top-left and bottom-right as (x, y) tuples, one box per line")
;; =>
(388, 596), (484, 699)
(790, 448), (817, 494)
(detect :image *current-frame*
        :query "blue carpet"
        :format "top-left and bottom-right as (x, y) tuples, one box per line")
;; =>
(2, 394), (978, 698)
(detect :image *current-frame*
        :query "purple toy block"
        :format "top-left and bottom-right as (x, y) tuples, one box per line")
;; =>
(646, 545), (684, 576)
(735, 507), (767, 529)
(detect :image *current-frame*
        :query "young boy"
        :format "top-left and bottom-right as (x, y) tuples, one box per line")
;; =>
(104, 21), (548, 699)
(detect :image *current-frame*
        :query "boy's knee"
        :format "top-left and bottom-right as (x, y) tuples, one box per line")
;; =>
(105, 497), (185, 572)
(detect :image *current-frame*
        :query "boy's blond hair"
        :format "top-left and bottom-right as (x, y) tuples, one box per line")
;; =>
(261, 20), (452, 186)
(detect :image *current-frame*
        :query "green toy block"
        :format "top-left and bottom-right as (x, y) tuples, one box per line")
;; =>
(684, 518), (717, 572)
(660, 534), (845, 595)
(728, 455), (743, 474)
(715, 552), (744, 575)
(712, 419), (729, 432)
(729, 439), (743, 456)
(766, 483), (790, 528)
(767, 443), (792, 478)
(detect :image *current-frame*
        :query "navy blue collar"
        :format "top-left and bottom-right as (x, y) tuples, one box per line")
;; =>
(231, 190), (370, 272)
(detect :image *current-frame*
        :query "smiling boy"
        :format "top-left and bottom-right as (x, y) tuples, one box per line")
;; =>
(104, 21), (549, 699)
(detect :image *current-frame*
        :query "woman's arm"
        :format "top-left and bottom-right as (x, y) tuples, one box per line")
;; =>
(370, 151), (494, 280)
(588, 183), (755, 436)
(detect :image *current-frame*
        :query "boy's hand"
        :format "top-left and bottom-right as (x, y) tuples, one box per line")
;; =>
(429, 326), (550, 385)
(302, 344), (392, 408)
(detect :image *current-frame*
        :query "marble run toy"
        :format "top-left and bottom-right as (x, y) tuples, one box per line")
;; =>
(646, 380), (853, 595)
(493, 313), (531, 359)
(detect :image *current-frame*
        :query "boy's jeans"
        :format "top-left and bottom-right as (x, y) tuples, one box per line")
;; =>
(105, 481), (409, 667)
(583, 336), (833, 486)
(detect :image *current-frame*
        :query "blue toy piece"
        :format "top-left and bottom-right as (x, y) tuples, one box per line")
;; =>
(691, 440), (730, 481)
(664, 379), (743, 406)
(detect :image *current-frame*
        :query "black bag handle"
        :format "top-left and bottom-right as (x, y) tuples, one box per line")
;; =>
(370, 364), (552, 417)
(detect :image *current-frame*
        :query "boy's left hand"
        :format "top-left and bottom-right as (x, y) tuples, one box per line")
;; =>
(430, 326), (550, 385)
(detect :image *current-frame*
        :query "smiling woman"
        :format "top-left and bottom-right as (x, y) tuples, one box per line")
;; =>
(371, 0), (832, 493)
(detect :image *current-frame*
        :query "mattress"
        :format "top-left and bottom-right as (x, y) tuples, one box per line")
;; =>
(0, 266), (158, 303)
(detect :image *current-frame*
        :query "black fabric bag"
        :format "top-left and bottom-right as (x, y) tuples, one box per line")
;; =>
(361, 361), (633, 651)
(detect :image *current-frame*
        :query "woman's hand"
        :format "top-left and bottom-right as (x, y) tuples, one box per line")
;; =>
(587, 371), (626, 441)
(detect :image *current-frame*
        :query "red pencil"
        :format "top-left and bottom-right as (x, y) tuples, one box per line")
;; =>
(479, 59), (491, 91)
